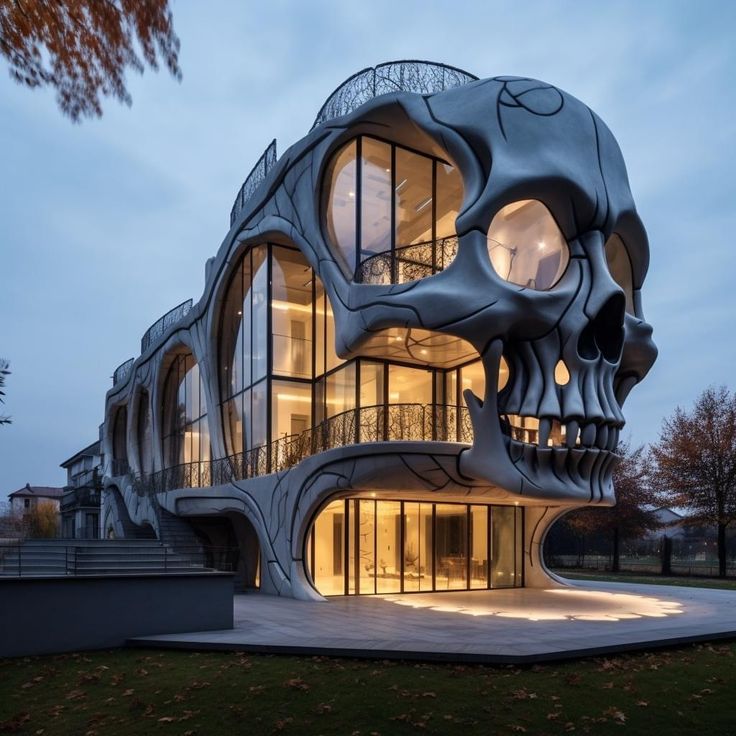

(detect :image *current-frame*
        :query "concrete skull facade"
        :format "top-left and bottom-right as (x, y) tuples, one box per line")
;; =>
(101, 62), (656, 600)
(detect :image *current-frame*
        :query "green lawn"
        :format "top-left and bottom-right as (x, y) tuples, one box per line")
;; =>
(555, 570), (736, 591)
(2, 645), (736, 735)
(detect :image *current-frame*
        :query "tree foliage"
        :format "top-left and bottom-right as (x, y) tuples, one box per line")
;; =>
(24, 500), (59, 538)
(0, 0), (181, 121)
(556, 441), (659, 570)
(0, 358), (10, 425)
(649, 385), (736, 576)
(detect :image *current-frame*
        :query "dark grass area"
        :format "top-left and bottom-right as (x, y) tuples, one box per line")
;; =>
(2, 644), (736, 735)
(555, 570), (736, 590)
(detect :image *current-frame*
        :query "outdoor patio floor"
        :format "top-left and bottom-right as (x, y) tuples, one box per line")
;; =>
(129, 579), (736, 664)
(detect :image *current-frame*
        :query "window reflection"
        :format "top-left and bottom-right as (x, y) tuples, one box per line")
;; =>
(487, 200), (569, 290)
(324, 141), (357, 274)
(323, 135), (463, 281)
(162, 352), (209, 469)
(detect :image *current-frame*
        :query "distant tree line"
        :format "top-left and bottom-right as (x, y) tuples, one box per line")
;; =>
(549, 386), (736, 578)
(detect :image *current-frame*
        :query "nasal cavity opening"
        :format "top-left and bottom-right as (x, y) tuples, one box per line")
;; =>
(577, 293), (626, 362)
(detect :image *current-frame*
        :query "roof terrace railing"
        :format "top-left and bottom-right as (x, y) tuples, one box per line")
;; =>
(140, 299), (193, 354)
(311, 60), (478, 131)
(230, 138), (278, 226)
(112, 357), (134, 387)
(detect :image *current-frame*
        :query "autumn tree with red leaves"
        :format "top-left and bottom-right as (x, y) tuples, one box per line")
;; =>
(0, 0), (181, 121)
(649, 385), (736, 578)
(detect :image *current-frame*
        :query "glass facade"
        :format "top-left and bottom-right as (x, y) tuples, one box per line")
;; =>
(217, 242), (511, 463)
(161, 352), (210, 469)
(307, 499), (524, 596)
(324, 135), (463, 282)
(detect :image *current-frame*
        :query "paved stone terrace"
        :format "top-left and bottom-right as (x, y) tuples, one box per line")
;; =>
(130, 580), (736, 664)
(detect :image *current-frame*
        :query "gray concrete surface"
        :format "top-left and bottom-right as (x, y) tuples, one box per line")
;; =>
(0, 572), (234, 658)
(130, 579), (736, 663)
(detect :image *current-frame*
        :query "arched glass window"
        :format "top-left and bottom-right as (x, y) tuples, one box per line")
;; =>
(162, 352), (210, 469)
(136, 390), (153, 475)
(323, 136), (463, 283)
(112, 406), (128, 471)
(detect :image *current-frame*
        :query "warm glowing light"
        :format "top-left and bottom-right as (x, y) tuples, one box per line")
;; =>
(383, 588), (684, 622)
(554, 360), (570, 386)
(276, 393), (312, 403)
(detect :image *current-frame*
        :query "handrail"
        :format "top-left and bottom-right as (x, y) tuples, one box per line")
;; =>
(112, 357), (134, 386)
(357, 235), (459, 284)
(133, 402), (473, 495)
(230, 139), (278, 226)
(140, 299), (193, 354)
(311, 60), (478, 131)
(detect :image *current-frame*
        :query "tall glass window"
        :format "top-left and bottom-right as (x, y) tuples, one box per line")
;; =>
(137, 390), (153, 474)
(162, 352), (209, 469)
(323, 135), (464, 282)
(308, 499), (522, 596)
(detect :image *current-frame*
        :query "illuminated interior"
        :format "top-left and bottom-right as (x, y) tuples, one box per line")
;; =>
(161, 352), (210, 468)
(306, 499), (523, 596)
(323, 136), (463, 282)
(217, 243), (511, 458)
(487, 200), (569, 290)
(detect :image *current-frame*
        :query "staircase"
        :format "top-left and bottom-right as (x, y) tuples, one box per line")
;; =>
(0, 539), (214, 577)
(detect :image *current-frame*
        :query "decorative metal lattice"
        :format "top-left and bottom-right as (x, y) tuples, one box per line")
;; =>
(140, 299), (193, 355)
(112, 357), (134, 387)
(230, 139), (278, 226)
(133, 402), (473, 495)
(357, 235), (459, 285)
(312, 61), (478, 131)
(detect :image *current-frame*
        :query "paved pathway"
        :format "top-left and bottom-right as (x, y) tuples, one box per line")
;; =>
(130, 579), (736, 663)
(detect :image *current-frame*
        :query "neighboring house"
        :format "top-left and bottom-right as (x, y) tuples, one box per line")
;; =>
(8, 484), (64, 515)
(649, 507), (686, 539)
(97, 60), (657, 601)
(60, 440), (104, 539)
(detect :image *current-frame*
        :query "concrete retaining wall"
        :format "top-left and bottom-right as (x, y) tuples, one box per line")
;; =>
(0, 572), (234, 657)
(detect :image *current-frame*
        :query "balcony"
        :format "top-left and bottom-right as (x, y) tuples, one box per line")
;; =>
(140, 299), (193, 354)
(61, 486), (100, 513)
(356, 236), (459, 284)
(134, 402), (473, 495)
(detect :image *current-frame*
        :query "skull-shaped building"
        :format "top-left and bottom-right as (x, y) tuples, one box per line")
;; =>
(102, 61), (656, 599)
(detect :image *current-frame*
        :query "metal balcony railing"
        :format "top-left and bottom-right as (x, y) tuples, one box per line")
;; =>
(230, 139), (278, 226)
(140, 299), (193, 354)
(356, 236), (459, 284)
(133, 402), (473, 495)
(112, 357), (134, 386)
(311, 60), (478, 131)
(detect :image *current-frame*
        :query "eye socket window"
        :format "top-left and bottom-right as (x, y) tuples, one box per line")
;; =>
(487, 200), (569, 290)
(604, 234), (635, 315)
(322, 135), (463, 284)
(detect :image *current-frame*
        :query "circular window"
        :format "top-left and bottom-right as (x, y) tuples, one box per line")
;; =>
(487, 200), (569, 290)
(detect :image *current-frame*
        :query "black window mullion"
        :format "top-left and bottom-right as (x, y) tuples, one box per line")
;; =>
(355, 137), (362, 280)
(431, 159), (437, 273)
(344, 499), (349, 596)
(487, 505), (492, 589)
(390, 143), (397, 282)
(400, 501), (405, 593)
(466, 505), (471, 590)
(432, 503), (437, 591)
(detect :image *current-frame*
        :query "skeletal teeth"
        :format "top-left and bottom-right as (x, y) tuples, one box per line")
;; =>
(539, 418), (551, 447)
(607, 427), (619, 452)
(597, 425), (609, 450)
(566, 420), (579, 448)
(581, 423), (596, 447)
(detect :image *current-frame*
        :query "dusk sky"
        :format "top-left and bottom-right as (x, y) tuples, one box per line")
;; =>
(1, 0), (735, 493)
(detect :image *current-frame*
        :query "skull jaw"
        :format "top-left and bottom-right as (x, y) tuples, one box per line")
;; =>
(457, 340), (619, 505)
